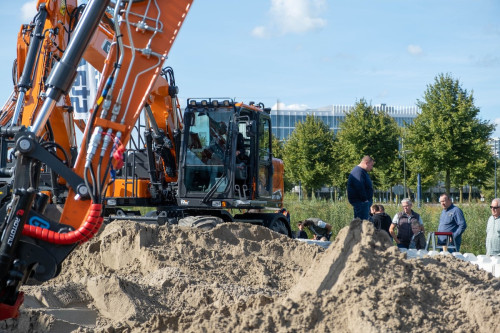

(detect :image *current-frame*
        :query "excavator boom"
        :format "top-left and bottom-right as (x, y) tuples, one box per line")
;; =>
(0, 0), (192, 320)
(0, 0), (289, 321)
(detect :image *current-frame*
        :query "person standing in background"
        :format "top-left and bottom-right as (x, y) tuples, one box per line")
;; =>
(438, 193), (467, 252)
(347, 155), (374, 220)
(486, 198), (500, 255)
(390, 198), (424, 249)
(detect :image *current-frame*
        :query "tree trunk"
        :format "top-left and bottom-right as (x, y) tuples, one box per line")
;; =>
(459, 186), (463, 204)
(468, 185), (472, 203)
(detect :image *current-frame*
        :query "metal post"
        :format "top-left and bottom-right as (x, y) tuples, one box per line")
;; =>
(402, 150), (412, 199)
(299, 180), (302, 201)
(491, 138), (499, 199)
(495, 152), (497, 199)
(417, 173), (421, 208)
(495, 139), (498, 198)
(403, 152), (406, 198)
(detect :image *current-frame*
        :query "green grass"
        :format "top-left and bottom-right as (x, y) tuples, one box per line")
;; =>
(284, 194), (491, 255)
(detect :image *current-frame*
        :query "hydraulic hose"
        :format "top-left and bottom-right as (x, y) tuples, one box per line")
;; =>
(22, 204), (103, 245)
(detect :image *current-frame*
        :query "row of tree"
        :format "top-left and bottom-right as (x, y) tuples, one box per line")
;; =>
(272, 73), (497, 201)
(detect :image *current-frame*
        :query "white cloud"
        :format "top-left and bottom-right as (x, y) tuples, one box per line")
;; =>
(407, 44), (423, 56)
(494, 117), (500, 127)
(21, 0), (37, 22)
(254, 0), (327, 38)
(376, 89), (389, 99)
(251, 26), (268, 38)
(271, 102), (309, 111)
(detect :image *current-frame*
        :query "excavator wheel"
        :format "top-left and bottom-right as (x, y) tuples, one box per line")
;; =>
(178, 216), (222, 230)
(268, 216), (289, 236)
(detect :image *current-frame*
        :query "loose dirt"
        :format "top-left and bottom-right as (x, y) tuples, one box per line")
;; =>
(1, 219), (499, 332)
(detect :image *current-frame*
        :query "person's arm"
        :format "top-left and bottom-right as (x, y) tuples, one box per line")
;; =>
(364, 172), (373, 203)
(453, 208), (467, 239)
(485, 217), (492, 254)
(389, 223), (399, 243)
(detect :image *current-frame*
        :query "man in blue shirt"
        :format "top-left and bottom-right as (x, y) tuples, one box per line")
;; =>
(347, 155), (374, 220)
(438, 193), (467, 252)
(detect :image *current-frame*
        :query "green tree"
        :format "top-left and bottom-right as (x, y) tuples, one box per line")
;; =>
(451, 147), (494, 202)
(283, 115), (336, 197)
(272, 133), (294, 191)
(271, 134), (284, 160)
(334, 99), (400, 193)
(405, 73), (495, 196)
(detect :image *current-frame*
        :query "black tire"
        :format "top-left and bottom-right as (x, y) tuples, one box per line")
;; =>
(268, 217), (289, 236)
(178, 216), (222, 230)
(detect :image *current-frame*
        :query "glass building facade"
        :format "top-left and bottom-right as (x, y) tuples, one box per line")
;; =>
(271, 104), (420, 140)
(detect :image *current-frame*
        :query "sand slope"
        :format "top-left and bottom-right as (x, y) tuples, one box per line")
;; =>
(1, 219), (499, 332)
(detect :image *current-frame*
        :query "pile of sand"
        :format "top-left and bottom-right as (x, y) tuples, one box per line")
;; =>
(1, 219), (499, 332)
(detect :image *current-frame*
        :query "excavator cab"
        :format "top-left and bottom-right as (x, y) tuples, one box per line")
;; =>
(177, 99), (282, 211)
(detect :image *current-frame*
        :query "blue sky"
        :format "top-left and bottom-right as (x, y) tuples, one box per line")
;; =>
(1, 0), (499, 137)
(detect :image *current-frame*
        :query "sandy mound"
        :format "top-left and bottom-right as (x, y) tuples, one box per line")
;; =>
(1, 219), (499, 332)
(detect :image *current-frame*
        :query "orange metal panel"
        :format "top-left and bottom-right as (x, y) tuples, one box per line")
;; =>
(105, 179), (151, 198)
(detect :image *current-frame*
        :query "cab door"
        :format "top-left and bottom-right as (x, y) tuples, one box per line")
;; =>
(257, 115), (272, 198)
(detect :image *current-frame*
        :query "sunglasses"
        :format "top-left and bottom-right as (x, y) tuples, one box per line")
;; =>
(491, 206), (500, 209)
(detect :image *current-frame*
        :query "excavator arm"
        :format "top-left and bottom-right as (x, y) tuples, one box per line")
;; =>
(0, 0), (192, 320)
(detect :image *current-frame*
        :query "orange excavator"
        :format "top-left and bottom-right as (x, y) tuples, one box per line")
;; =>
(0, 0), (289, 320)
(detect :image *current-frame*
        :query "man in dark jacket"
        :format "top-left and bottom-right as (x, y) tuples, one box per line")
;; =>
(347, 155), (374, 220)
